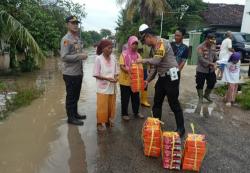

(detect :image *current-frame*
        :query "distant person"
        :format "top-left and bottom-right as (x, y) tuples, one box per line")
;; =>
(217, 52), (241, 107)
(217, 31), (234, 79)
(196, 33), (217, 103)
(93, 39), (118, 131)
(60, 15), (88, 126)
(118, 36), (144, 121)
(171, 28), (189, 73)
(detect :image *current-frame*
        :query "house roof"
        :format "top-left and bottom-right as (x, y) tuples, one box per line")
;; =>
(201, 3), (244, 27)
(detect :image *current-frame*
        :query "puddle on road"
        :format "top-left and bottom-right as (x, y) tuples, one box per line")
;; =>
(183, 98), (224, 120)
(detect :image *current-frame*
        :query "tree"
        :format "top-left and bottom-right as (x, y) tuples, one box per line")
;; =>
(0, 0), (86, 71)
(116, 0), (171, 26)
(81, 30), (102, 47)
(166, 0), (206, 29)
(115, 9), (142, 51)
(0, 10), (44, 65)
(100, 29), (112, 39)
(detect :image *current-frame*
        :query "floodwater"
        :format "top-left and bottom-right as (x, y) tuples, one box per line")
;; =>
(0, 48), (250, 173)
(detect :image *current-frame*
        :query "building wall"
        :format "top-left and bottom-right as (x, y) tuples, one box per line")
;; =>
(241, 0), (250, 33)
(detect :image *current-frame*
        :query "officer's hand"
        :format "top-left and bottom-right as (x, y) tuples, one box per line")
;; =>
(79, 53), (88, 60)
(136, 58), (143, 64)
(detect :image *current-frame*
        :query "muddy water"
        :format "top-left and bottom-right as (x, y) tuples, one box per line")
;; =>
(0, 49), (99, 173)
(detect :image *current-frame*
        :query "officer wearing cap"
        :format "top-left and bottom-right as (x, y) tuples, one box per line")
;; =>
(137, 24), (185, 137)
(196, 33), (217, 103)
(60, 15), (88, 126)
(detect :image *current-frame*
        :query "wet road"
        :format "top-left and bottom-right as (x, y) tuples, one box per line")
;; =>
(0, 49), (250, 173)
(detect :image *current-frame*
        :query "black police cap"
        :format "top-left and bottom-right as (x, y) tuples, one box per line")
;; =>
(65, 15), (80, 23)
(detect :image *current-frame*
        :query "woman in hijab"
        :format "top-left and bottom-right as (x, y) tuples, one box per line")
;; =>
(93, 39), (118, 131)
(118, 36), (144, 121)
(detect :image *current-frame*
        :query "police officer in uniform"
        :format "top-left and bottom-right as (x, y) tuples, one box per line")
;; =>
(137, 24), (185, 137)
(196, 33), (217, 103)
(60, 16), (88, 125)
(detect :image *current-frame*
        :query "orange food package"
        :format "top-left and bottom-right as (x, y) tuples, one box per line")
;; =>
(142, 117), (162, 157)
(162, 132), (182, 170)
(182, 133), (207, 172)
(130, 63), (144, 93)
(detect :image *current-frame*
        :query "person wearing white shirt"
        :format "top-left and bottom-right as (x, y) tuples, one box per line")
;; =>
(217, 31), (234, 79)
(217, 52), (241, 107)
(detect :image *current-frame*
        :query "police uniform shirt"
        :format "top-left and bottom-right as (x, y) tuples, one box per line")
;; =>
(143, 37), (178, 82)
(196, 42), (217, 73)
(60, 32), (83, 76)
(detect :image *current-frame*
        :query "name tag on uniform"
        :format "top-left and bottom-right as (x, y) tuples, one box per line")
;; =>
(154, 41), (165, 58)
(169, 67), (179, 81)
(155, 49), (164, 57)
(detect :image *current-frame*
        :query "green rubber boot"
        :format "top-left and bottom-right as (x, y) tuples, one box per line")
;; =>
(197, 89), (204, 103)
(204, 89), (213, 102)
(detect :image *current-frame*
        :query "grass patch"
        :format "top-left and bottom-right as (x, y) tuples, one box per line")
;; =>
(236, 81), (250, 109)
(215, 81), (250, 109)
(6, 88), (43, 111)
(0, 81), (44, 120)
(215, 85), (227, 97)
(0, 81), (8, 92)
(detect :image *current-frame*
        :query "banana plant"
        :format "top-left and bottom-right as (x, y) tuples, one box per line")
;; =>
(0, 10), (44, 66)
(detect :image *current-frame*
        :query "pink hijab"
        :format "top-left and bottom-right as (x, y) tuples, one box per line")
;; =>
(122, 36), (139, 70)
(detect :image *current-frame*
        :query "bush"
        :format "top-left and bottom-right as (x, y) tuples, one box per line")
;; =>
(236, 82), (250, 109)
(215, 85), (227, 97)
(0, 81), (8, 92)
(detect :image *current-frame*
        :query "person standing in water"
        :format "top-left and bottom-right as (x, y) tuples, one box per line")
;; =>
(93, 39), (118, 131)
(60, 16), (88, 126)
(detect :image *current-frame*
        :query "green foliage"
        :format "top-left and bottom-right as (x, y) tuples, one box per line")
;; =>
(100, 29), (112, 38)
(115, 9), (143, 51)
(81, 30), (102, 47)
(236, 82), (250, 109)
(115, 0), (207, 48)
(7, 87), (43, 111)
(216, 82), (250, 109)
(19, 53), (38, 72)
(0, 10), (44, 65)
(0, 0), (86, 71)
(215, 85), (227, 97)
(0, 81), (8, 92)
(0, 87), (43, 120)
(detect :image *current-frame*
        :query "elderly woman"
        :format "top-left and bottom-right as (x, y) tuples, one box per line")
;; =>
(118, 36), (144, 121)
(93, 39), (118, 131)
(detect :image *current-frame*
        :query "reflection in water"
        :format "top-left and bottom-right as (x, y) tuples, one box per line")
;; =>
(184, 100), (222, 118)
(68, 126), (87, 173)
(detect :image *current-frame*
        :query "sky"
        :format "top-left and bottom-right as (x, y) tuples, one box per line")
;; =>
(73, 0), (246, 33)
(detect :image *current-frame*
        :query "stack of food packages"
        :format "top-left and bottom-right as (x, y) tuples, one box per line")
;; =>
(142, 117), (162, 157)
(162, 132), (182, 170)
(182, 133), (206, 172)
(130, 63), (144, 93)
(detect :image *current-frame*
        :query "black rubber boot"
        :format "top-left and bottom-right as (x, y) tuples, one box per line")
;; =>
(73, 106), (86, 120)
(67, 109), (84, 126)
(174, 111), (185, 138)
